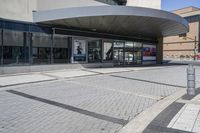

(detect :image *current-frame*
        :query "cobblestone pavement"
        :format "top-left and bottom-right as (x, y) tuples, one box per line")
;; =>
(0, 65), (198, 133)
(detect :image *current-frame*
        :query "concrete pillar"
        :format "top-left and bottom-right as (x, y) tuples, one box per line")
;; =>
(0, 29), (3, 65)
(68, 37), (73, 63)
(51, 28), (55, 64)
(157, 37), (163, 64)
(29, 33), (33, 64)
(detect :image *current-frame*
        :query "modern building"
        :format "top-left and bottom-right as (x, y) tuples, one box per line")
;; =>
(0, 0), (188, 73)
(164, 7), (200, 61)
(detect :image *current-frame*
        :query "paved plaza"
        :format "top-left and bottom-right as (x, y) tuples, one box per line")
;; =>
(0, 65), (200, 133)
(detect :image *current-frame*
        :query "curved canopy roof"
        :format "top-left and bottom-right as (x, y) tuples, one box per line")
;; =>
(33, 6), (189, 38)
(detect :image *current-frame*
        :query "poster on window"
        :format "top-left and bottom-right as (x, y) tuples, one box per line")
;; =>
(143, 44), (157, 64)
(73, 40), (86, 61)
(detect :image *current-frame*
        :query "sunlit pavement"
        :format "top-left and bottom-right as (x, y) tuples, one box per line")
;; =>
(0, 65), (199, 133)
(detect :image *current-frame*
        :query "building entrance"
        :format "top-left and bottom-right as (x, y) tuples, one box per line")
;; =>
(113, 41), (142, 66)
(113, 41), (125, 66)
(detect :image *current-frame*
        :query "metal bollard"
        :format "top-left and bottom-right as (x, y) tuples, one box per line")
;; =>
(187, 64), (196, 95)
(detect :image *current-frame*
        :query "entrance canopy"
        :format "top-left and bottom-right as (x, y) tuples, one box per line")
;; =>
(33, 6), (189, 38)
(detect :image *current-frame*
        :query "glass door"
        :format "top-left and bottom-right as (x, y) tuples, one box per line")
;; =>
(124, 41), (134, 65)
(88, 40), (102, 63)
(133, 42), (142, 64)
(113, 41), (124, 66)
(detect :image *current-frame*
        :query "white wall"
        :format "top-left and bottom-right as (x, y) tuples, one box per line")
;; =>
(0, 0), (107, 22)
(0, 0), (37, 22)
(126, 0), (161, 9)
(0, 0), (161, 22)
(37, 0), (107, 11)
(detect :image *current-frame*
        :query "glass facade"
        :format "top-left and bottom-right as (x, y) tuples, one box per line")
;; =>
(2, 30), (29, 65)
(88, 40), (102, 63)
(113, 41), (143, 66)
(53, 35), (68, 63)
(0, 19), (157, 66)
(32, 33), (52, 64)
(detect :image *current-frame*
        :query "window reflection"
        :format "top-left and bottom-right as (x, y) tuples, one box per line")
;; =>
(103, 42), (113, 61)
(88, 40), (102, 63)
(32, 47), (51, 64)
(3, 46), (28, 65)
(53, 48), (68, 63)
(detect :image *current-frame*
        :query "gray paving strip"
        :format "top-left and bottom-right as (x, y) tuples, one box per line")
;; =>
(6, 90), (128, 126)
(1, 79), (56, 88)
(111, 75), (186, 88)
(143, 102), (185, 133)
(182, 88), (200, 100)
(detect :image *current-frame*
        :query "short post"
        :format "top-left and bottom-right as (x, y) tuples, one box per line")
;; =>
(187, 64), (196, 95)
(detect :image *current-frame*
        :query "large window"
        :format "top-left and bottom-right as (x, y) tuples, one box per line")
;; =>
(53, 48), (68, 63)
(53, 35), (68, 63)
(113, 41), (125, 65)
(113, 41), (143, 66)
(124, 41), (134, 65)
(103, 42), (113, 61)
(3, 30), (28, 65)
(133, 42), (142, 64)
(32, 33), (51, 64)
(32, 47), (51, 64)
(3, 46), (28, 65)
(88, 40), (102, 63)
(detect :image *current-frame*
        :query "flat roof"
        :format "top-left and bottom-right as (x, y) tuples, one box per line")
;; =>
(33, 6), (189, 38)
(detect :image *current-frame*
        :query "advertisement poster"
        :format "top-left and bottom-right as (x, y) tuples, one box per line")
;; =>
(73, 40), (86, 61)
(143, 44), (157, 64)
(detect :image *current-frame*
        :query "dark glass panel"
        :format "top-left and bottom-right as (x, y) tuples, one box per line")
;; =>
(53, 48), (68, 63)
(3, 46), (28, 65)
(32, 47), (51, 64)
(88, 40), (102, 63)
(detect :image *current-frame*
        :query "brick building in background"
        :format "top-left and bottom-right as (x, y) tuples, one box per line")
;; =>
(163, 7), (200, 61)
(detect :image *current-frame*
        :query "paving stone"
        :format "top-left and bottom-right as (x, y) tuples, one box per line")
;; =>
(44, 70), (96, 78)
(168, 104), (200, 132)
(0, 74), (55, 86)
(0, 65), (194, 133)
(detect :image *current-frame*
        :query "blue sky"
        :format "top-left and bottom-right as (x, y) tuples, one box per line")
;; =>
(162, 0), (200, 11)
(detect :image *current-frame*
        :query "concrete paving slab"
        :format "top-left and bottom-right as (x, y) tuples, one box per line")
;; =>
(114, 66), (200, 88)
(193, 114), (200, 133)
(168, 104), (200, 132)
(44, 70), (97, 78)
(0, 65), (192, 133)
(0, 74), (55, 86)
(69, 75), (181, 97)
(0, 91), (121, 133)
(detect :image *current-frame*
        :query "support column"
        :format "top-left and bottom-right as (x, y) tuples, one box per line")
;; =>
(157, 37), (163, 64)
(68, 37), (73, 63)
(29, 33), (33, 64)
(51, 28), (55, 64)
(1, 28), (3, 65)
